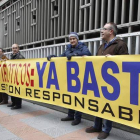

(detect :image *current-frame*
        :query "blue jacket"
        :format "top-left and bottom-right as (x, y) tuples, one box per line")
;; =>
(60, 42), (91, 57)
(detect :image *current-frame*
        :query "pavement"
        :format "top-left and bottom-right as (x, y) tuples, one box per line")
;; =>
(0, 100), (140, 140)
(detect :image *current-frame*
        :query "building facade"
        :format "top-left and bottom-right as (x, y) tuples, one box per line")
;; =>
(0, 0), (140, 58)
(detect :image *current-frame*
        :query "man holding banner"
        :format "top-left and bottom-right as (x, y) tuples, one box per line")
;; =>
(0, 48), (9, 105)
(47, 32), (91, 125)
(7, 44), (25, 110)
(85, 22), (128, 139)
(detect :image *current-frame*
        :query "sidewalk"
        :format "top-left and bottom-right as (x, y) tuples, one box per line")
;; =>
(0, 100), (139, 140)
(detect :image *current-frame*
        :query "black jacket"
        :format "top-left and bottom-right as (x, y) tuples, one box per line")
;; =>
(60, 42), (91, 57)
(10, 51), (25, 59)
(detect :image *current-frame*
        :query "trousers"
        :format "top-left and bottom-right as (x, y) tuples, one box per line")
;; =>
(68, 109), (82, 120)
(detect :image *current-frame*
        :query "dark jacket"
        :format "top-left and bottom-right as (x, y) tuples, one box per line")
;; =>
(97, 39), (128, 56)
(10, 51), (25, 60)
(60, 42), (91, 57)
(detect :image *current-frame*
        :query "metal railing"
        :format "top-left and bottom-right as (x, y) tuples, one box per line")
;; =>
(5, 32), (140, 59)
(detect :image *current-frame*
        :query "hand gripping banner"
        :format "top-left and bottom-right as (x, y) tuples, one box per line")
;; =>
(0, 55), (140, 129)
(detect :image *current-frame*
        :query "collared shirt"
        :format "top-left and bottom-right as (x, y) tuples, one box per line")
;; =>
(104, 37), (116, 49)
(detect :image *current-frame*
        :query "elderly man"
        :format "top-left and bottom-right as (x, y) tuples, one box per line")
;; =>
(7, 44), (25, 110)
(47, 32), (91, 125)
(85, 22), (128, 139)
(0, 48), (9, 105)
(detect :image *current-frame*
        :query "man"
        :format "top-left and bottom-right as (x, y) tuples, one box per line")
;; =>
(0, 48), (9, 105)
(85, 22), (128, 139)
(47, 32), (91, 125)
(7, 44), (25, 110)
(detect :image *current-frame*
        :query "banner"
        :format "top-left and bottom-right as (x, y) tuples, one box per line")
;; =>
(0, 56), (140, 129)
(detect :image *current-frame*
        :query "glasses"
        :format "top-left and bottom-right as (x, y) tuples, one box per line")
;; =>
(101, 28), (112, 31)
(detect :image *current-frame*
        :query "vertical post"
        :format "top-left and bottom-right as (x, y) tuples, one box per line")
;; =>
(137, 0), (140, 20)
(129, 0), (134, 22)
(74, 0), (79, 32)
(44, 0), (47, 39)
(13, 5), (16, 44)
(84, 5), (87, 31)
(25, 2), (28, 43)
(121, 0), (126, 24)
(88, 42), (92, 54)
(94, 41), (98, 56)
(65, 0), (69, 35)
(41, 0), (44, 40)
(128, 0), (134, 53)
(114, 0), (119, 24)
(47, 0), (50, 39)
(61, 0), (65, 35)
(95, 0), (100, 29)
(135, 36), (140, 54)
(50, 1), (53, 38)
(0, 14), (3, 48)
(79, 0), (82, 32)
(28, 2), (31, 43)
(128, 36), (132, 54)
(38, 0), (41, 40)
(100, 0), (106, 27)
(70, 0), (74, 32)
(89, 0), (94, 30)
(107, 0), (112, 22)
(57, 0), (61, 37)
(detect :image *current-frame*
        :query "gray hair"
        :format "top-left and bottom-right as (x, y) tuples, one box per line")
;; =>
(106, 22), (118, 36)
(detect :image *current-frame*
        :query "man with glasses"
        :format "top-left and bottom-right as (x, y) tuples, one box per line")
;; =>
(85, 22), (128, 139)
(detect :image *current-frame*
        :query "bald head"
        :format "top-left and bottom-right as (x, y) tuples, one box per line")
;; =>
(12, 44), (19, 54)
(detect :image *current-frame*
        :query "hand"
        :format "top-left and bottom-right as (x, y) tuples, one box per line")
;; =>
(67, 54), (72, 60)
(47, 55), (56, 61)
(105, 54), (111, 57)
(67, 53), (77, 60)
(82, 55), (88, 57)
